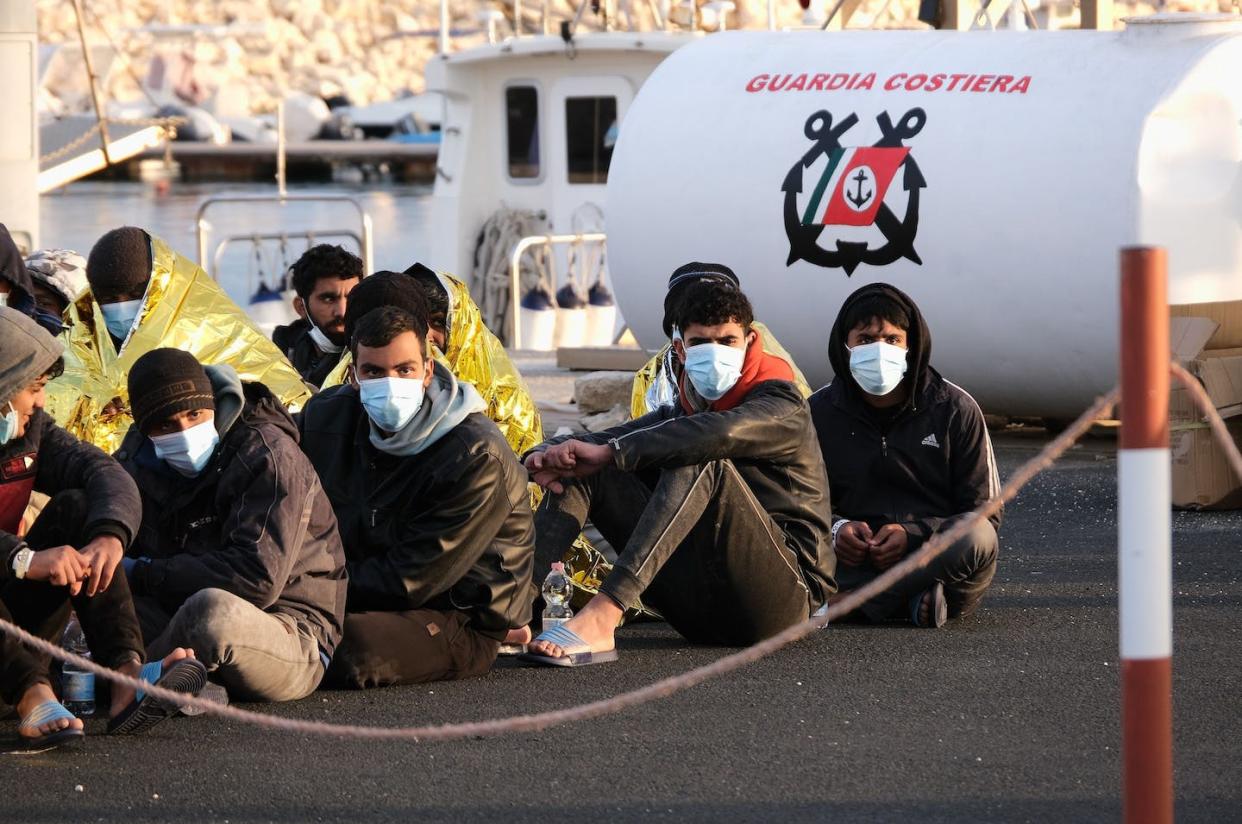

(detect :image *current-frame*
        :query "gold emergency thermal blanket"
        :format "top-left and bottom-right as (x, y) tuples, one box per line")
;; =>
(630, 321), (814, 418)
(45, 236), (312, 454)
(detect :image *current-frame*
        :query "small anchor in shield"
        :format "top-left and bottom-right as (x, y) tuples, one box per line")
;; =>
(845, 166), (875, 211)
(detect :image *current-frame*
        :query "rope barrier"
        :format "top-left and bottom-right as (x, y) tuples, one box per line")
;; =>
(0, 386), (1119, 742)
(1173, 362), (1242, 480)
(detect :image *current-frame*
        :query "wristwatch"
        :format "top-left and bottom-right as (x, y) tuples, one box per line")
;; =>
(12, 547), (34, 580)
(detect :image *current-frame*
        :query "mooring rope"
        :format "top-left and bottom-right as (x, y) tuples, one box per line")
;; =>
(0, 387), (1123, 742)
(1173, 363), (1242, 480)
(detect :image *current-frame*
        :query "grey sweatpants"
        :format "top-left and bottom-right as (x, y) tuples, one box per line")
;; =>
(138, 588), (324, 703)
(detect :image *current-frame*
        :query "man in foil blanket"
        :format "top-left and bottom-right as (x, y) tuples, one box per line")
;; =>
(43, 227), (312, 454)
(629, 262), (812, 418)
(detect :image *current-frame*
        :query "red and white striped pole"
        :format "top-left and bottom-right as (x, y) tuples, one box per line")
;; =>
(1118, 246), (1174, 824)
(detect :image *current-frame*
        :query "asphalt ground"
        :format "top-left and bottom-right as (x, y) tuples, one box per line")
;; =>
(1, 427), (1240, 823)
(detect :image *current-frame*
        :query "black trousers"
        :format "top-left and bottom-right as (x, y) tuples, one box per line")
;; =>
(837, 516), (1000, 622)
(323, 608), (500, 690)
(0, 491), (145, 706)
(535, 461), (812, 645)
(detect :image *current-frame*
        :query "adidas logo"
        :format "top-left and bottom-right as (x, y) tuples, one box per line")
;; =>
(921, 434), (940, 448)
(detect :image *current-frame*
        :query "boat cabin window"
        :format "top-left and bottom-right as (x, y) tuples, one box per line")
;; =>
(505, 85), (541, 180)
(565, 96), (617, 185)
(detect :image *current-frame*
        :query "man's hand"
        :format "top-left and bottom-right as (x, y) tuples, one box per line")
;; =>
(79, 535), (124, 596)
(834, 521), (872, 567)
(559, 441), (614, 478)
(526, 441), (615, 493)
(26, 546), (88, 595)
(868, 524), (909, 570)
(524, 451), (566, 495)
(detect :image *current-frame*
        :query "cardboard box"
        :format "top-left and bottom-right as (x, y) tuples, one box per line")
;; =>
(1171, 418), (1242, 510)
(1171, 300), (1242, 350)
(1168, 316), (1242, 421)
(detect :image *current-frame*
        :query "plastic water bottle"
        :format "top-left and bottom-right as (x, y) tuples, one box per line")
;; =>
(541, 562), (574, 631)
(60, 614), (95, 718)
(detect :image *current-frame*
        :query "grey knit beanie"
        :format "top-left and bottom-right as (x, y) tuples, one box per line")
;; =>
(0, 306), (63, 403)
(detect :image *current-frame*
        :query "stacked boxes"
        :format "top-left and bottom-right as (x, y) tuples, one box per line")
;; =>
(1169, 313), (1242, 510)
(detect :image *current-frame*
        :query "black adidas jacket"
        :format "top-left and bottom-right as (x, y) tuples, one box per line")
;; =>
(808, 283), (1001, 550)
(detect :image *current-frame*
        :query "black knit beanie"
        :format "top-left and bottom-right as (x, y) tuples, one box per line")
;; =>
(662, 262), (742, 337)
(128, 348), (215, 433)
(666, 262), (740, 292)
(343, 271), (430, 343)
(87, 227), (152, 298)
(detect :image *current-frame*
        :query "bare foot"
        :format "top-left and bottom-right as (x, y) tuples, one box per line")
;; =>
(528, 595), (622, 659)
(110, 647), (196, 718)
(504, 626), (532, 645)
(16, 682), (84, 741)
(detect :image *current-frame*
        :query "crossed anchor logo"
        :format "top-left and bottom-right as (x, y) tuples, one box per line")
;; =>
(782, 107), (927, 275)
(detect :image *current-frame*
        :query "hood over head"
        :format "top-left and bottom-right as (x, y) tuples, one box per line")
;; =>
(0, 224), (35, 303)
(0, 306), (63, 404)
(25, 249), (88, 307)
(828, 282), (933, 407)
(204, 363), (298, 442)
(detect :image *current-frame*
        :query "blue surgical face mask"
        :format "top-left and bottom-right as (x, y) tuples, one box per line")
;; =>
(848, 341), (909, 396)
(359, 377), (426, 432)
(99, 298), (143, 341)
(150, 419), (220, 477)
(0, 403), (19, 445)
(683, 342), (746, 401)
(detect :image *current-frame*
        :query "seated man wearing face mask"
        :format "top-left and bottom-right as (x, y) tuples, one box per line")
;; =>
(808, 284), (1001, 629)
(522, 278), (836, 666)
(629, 262), (812, 418)
(115, 348), (347, 702)
(271, 244), (362, 388)
(45, 226), (311, 454)
(300, 304), (534, 688)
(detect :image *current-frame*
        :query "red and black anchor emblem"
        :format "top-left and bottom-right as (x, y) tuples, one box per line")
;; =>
(782, 108), (927, 275)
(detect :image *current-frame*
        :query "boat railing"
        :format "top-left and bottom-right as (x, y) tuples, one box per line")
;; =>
(509, 231), (608, 348)
(209, 230), (366, 291)
(194, 193), (375, 282)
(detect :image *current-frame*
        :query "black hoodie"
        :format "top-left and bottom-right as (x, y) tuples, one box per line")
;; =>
(115, 369), (348, 656)
(0, 224), (64, 335)
(272, 318), (340, 388)
(0, 224), (35, 314)
(808, 283), (1001, 549)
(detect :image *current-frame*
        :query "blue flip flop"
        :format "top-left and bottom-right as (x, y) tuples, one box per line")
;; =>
(16, 699), (84, 751)
(909, 582), (948, 628)
(107, 657), (208, 735)
(517, 624), (619, 668)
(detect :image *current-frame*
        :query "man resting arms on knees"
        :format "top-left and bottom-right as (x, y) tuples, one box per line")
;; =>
(0, 309), (202, 746)
(300, 305), (534, 688)
(523, 278), (836, 666)
(116, 348), (346, 702)
(809, 283), (1001, 628)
